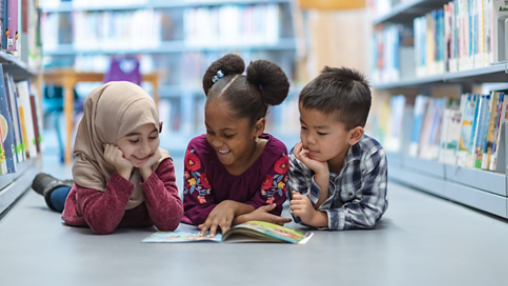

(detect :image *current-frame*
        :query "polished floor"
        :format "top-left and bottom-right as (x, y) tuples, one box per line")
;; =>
(1, 154), (508, 286)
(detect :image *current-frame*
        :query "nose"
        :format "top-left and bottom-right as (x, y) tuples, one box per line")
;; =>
(209, 136), (223, 149)
(139, 141), (151, 157)
(303, 133), (316, 146)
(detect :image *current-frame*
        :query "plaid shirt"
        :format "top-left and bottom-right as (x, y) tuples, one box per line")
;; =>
(288, 135), (388, 230)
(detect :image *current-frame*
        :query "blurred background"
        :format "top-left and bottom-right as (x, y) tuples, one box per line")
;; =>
(37, 0), (370, 161)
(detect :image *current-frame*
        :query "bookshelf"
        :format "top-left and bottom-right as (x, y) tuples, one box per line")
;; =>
(373, 63), (508, 90)
(42, 0), (292, 12)
(0, 0), (45, 216)
(43, 38), (297, 56)
(373, 0), (451, 25)
(371, 0), (508, 219)
(40, 0), (300, 136)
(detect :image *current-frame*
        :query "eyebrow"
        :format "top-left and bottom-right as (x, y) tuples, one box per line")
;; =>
(300, 118), (329, 129)
(205, 123), (235, 132)
(125, 128), (158, 137)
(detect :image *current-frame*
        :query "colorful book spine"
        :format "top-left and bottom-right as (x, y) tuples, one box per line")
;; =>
(472, 93), (493, 168)
(3, 75), (19, 163)
(6, 74), (24, 161)
(0, 65), (16, 173)
(457, 94), (478, 166)
(6, 0), (16, 52)
(15, 80), (36, 158)
(483, 91), (502, 169)
(409, 95), (428, 156)
(490, 92), (508, 170)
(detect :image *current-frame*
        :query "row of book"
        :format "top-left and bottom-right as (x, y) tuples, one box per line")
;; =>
(371, 90), (508, 172)
(373, 0), (508, 83)
(372, 24), (414, 83)
(183, 4), (280, 47)
(0, 0), (42, 65)
(0, 64), (42, 175)
(42, 9), (163, 52)
(41, 0), (149, 8)
(42, 3), (283, 52)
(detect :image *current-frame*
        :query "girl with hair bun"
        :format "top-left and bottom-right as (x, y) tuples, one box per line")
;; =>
(182, 54), (292, 237)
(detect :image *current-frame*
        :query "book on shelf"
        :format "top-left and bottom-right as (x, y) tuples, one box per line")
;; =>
(0, 64), (16, 174)
(142, 221), (314, 244)
(374, 89), (508, 172)
(5, 74), (25, 162)
(374, 0), (508, 83)
(15, 80), (35, 159)
(6, 0), (18, 54)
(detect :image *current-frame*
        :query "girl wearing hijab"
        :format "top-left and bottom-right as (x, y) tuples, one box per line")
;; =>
(31, 81), (183, 234)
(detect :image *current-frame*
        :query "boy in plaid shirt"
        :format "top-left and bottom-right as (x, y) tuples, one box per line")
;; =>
(288, 67), (388, 230)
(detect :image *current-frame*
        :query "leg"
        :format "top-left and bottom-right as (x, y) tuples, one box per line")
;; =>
(49, 186), (72, 213)
(31, 173), (74, 212)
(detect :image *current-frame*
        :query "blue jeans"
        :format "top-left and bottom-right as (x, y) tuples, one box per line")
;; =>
(49, 186), (72, 213)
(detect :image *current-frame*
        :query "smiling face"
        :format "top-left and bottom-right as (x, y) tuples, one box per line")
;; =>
(299, 103), (363, 171)
(204, 98), (262, 169)
(116, 123), (160, 168)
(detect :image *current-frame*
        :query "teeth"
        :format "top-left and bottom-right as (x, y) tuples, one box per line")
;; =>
(218, 150), (229, 154)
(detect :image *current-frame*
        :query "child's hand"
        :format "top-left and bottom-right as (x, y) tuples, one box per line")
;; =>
(104, 144), (133, 179)
(244, 204), (292, 226)
(290, 191), (317, 225)
(198, 200), (236, 237)
(293, 142), (329, 175)
(139, 149), (162, 180)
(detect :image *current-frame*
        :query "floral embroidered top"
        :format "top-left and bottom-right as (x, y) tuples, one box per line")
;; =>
(181, 133), (289, 225)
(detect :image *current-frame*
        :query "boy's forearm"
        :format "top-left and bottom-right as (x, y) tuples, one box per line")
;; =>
(309, 211), (328, 228)
(314, 171), (329, 208)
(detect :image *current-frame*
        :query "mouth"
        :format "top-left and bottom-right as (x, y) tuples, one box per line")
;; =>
(217, 149), (231, 156)
(132, 155), (148, 161)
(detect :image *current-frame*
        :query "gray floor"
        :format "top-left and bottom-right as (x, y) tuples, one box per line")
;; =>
(2, 155), (508, 286)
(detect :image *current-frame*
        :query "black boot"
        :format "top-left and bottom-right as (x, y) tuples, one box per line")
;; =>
(31, 173), (74, 211)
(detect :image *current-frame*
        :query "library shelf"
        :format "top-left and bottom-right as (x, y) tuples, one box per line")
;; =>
(374, 0), (453, 25)
(0, 159), (42, 216)
(387, 151), (508, 219)
(373, 64), (508, 90)
(42, 0), (292, 13)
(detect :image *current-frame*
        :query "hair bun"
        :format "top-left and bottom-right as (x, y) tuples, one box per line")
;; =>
(246, 60), (290, 106)
(202, 54), (245, 95)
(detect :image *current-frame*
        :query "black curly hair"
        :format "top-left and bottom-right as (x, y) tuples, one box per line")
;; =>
(202, 54), (290, 125)
(299, 66), (371, 130)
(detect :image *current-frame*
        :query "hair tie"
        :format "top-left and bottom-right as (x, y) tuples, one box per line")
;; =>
(212, 70), (224, 83)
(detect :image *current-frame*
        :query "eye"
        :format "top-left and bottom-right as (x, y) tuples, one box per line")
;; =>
(149, 136), (158, 140)
(206, 130), (215, 135)
(317, 132), (328, 136)
(223, 134), (235, 139)
(301, 126), (307, 130)
(129, 139), (139, 143)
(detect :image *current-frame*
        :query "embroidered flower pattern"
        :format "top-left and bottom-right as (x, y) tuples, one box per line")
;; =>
(183, 149), (211, 204)
(260, 153), (288, 203)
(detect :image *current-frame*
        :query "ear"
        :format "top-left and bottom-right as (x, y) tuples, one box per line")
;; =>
(348, 126), (364, 146)
(253, 117), (266, 137)
(159, 121), (163, 133)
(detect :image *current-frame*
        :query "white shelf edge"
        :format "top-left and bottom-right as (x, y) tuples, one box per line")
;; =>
(0, 159), (42, 215)
(43, 39), (297, 56)
(42, 0), (292, 12)
(373, 64), (508, 90)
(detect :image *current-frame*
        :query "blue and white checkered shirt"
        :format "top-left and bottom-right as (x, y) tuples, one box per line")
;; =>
(288, 135), (388, 230)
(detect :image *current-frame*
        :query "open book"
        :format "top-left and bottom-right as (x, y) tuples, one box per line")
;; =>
(142, 221), (313, 244)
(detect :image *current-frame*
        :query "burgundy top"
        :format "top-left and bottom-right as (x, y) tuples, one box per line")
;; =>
(182, 133), (289, 225)
(62, 158), (183, 234)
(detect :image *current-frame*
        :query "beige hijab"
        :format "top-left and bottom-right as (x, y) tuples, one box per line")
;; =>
(72, 81), (171, 210)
